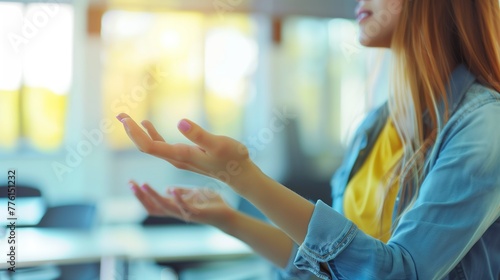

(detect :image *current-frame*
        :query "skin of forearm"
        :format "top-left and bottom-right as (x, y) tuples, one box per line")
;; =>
(219, 209), (295, 268)
(231, 162), (315, 245)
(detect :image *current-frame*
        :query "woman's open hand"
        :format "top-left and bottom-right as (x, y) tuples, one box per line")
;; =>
(130, 181), (235, 228)
(116, 113), (258, 190)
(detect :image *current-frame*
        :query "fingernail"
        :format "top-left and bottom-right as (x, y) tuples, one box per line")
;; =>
(130, 184), (137, 193)
(141, 184), (148, 191)
(178, 119), (191, 133)
(116, 113), (129, 122)
(121, 119), (129, 129)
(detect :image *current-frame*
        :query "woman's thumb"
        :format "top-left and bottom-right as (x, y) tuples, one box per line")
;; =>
(177, 119), (218, 151)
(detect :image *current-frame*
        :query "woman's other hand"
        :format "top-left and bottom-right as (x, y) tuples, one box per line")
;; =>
(130, 181), (235, 229)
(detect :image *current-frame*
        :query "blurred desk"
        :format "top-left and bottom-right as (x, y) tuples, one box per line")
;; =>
(0, 224), (254, 269)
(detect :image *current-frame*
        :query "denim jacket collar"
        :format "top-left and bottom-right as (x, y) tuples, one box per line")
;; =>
(422, 64), (477, 128)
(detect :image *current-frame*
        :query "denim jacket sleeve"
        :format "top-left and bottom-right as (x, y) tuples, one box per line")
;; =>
(278, 242), (316, 279)
(287, 85), (500, 279)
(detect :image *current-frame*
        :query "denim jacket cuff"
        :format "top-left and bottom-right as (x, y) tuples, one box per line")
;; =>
(294, 200), (358, 279)
(278, 242), (312, 279)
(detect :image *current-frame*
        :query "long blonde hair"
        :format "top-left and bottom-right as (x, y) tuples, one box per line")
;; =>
(387, 0), (500, 226)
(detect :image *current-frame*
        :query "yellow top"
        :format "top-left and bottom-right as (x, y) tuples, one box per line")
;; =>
(343, 119), (403, 243)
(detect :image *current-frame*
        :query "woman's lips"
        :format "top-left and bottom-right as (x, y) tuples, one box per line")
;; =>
(356, 9), (373, 23)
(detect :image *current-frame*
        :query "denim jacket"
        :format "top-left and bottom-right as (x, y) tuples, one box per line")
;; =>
(280, 65), (500, 279)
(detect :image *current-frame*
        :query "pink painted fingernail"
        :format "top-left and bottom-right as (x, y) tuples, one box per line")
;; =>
(130, 184), (137, 193)
(178, 120), (191, 132)
(121, 119), (129, 130)
(116, 113), (128, 122)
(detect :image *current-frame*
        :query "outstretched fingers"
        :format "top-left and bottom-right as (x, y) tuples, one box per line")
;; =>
(117, 114), (157, 153)
(117, 114), (207, 170)
(131, 181), (181, 218)
(130, 181), (162, 215)
(141, 120), (165, 142)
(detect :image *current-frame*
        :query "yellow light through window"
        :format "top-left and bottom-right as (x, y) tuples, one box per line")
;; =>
(204, 15), (258, 137)
(102, 11), (257, 148)
(22, 3), (73, 151)
(0, 3), (23, 149)
(0, 2), (73, 152)
(102, 11), (205, 148)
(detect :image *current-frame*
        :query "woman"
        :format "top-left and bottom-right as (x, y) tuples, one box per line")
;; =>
(116, 0), (500, 278)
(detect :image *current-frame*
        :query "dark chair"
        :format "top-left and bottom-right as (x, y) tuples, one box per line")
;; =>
(142, 215), (186, 226)
(37, 204), (97, 230)
(37, 203), (100, 280)
(0, 185), (42, 197)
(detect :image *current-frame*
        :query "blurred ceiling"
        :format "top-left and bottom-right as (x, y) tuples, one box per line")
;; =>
(89, 0), (357, 19)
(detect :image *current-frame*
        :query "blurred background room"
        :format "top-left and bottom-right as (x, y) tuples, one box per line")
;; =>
(0, 0), (391, 279)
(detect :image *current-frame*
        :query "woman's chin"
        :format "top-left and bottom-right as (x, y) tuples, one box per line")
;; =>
(359, 36), (375, 47)
(358, 35), (391, 49)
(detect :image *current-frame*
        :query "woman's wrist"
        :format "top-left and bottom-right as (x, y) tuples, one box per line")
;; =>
(214, 207), (240, 234)
(227, 160), (266, 197)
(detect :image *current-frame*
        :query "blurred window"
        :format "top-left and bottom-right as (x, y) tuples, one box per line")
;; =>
(280, 17), (388, 157)
(101, 11), (258, 149)
(0, 2), (73, 153)
(101, 10), (390, 171)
